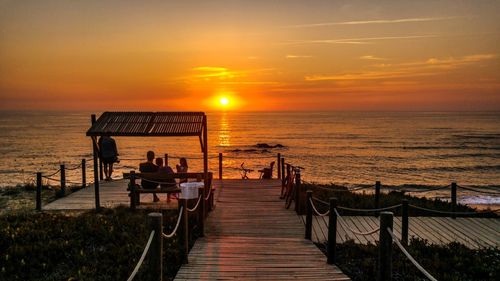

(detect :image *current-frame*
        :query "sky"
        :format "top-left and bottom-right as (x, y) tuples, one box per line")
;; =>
(0, 0), (499, 111)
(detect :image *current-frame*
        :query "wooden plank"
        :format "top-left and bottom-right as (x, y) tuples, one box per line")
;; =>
(175, 179), (350, 280)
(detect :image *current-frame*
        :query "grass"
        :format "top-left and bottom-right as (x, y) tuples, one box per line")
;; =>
(316, 239), (500, 281)
(0, 207), (199, 281)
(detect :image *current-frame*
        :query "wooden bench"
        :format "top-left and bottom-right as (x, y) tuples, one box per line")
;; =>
(123, 171), (213, 210)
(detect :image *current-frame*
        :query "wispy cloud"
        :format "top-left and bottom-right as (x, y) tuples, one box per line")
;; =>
(286, 55), (313, 59)
(305, 53), (497, 81)
(285, 16), (460, 28)
(360, 55), (386, 60)
(286, 35), (438, 45)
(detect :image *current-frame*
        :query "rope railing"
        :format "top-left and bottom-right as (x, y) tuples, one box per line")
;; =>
(162, 206), (184, 239)
(401, 185), (451, 193)
(309, 198), (330, 216)
(312, 196), (329, 206)
(457, 185), (500, 195)
(334, 208), (380, 236)
(387, 228), (438, 281)
(187, 195), (202, 212)
(64, 163), (83, 171)
(43, 169), (61, 178)
(223, 155), (276, 159)
(204, 185), (213, 201)
(408, 204), (498, 215)
(126, 230), (155, 281)
(337, 204), (402, 213)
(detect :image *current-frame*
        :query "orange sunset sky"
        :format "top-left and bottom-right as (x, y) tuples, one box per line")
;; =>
(0, 0), (499, 111)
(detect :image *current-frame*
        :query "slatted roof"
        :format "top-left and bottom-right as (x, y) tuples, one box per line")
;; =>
(86, 112), (205, 137)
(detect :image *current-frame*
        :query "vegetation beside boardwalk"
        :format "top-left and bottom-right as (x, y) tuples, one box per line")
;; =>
(0, 207), (195, 281)
(305, 183), (498, 217)
(317, 239), (499, 281)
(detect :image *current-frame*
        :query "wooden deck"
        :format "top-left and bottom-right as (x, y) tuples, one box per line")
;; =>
(308, 214), (500, 249)
(42, 179), (178, 210)
(175, 179), (350, 280)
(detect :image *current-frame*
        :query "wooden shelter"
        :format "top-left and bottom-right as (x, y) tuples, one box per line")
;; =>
(86, 111), (208, 210)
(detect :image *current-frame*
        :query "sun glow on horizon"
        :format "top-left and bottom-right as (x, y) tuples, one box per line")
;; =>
(220, 97), (229, 106)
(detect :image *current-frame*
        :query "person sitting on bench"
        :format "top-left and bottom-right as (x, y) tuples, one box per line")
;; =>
(139, 151), (159, 202)
(155, 157), (177, 202)
(259, 161), (275, 179)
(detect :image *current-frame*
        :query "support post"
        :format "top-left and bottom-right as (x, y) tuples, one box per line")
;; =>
(60, 164), (66, 196)
(164, 153), (168, 167)
(198, 186), (205, 237)
(294, 170), (301, 214)
(218, 153), (223, 179)
(179, 199), (189, 264)
(91, 114), (100, 211)
(401, 199), (409, 246)
(147, 213), (163, 281)
(36, 172), (42, 211)
(375, 181), (381, 216)
(451, 182), (457, 219)
(327, 198), (337, 264)
(81, 159), (86, 188)
(305, 190), (313, 240)
(129, 171), (137, 210)
(378, 212), (393, 281)
(281, 158), (285, 185)
(277, 153), (281, 179)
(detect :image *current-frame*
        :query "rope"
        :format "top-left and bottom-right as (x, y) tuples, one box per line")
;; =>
(135, 176), (179, 186)
(44, 169), (61, 178)
(41, 176), (60, 182)
(204, 186), (213, 201)
(309, 198), (330, 216)
(162, 207), (184, 238)
(408, 204), (496, 215)
(187, 195), (202, 212)
(312, 196), (329, 206)
(387, 228), (438, 281)
(64, 163), (83, 171)
(223, 155), (276, 159)
(334, 209), (380, 236)
(337, 204), (402, 213)
(402, 185), (451, 193)
(126, 230), (155, 281)
(457, 185), (500, 195)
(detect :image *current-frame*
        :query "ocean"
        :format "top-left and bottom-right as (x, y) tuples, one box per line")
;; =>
(0, 111), (499, 205)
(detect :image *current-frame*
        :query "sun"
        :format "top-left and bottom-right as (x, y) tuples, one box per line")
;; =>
(219, 97), (230, 106)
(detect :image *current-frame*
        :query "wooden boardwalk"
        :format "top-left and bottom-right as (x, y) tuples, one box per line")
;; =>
(309, 214), (500, 249)
(42, 179), (177, 210)
(175, 179), (350, 280)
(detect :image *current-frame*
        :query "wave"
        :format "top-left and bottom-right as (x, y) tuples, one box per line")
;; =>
(395, 165), (500, 173)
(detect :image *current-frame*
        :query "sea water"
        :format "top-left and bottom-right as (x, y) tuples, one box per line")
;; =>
(0, 111), (499, 205)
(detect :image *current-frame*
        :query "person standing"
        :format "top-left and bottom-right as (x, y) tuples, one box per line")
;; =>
(98, 134), (119, 181)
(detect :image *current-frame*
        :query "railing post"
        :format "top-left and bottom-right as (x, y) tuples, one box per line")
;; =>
(305, 190), (313, 240)
(378, 212), (393, 281)
(294, 170), (301, 214)
(60, 164), (66, 196)
(218, 153), (223, 179)
(401, 199), (409, 246)
(277, 153), (281, 179)
(281, 158), (285, 185)
(91, 114), (100, 211)
(130, 171), (136, 210)
(327, 198), (337, 264)
(147, 213), (163, 281)
(164, 153), (168, 167)
(451, 182), (457, 219)
(36, 172), (42, 211)
(198, 186), (205, 237)
(375, 181), (381, 216)
(81, 159), (86, 189)
(179, 198), (189, 264)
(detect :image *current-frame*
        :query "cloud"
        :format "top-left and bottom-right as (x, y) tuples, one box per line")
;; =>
(305, 53), (497, 81)
(286, 55), (313, 59)
(360, 55), (386, 60)
(286, 35), (438, 45)
(285, 16), (461, 28)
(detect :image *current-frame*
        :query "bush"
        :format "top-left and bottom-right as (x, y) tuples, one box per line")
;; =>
(0, 207), (192, 281)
